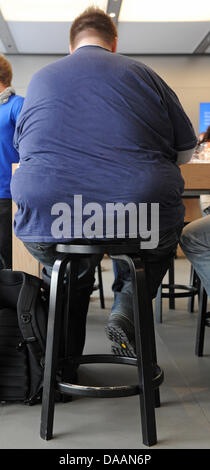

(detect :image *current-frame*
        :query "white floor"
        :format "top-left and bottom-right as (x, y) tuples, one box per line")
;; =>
(1, 257), (210, 449)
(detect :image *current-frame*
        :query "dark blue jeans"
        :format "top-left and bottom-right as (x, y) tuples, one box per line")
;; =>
(24, 241), (102, 358)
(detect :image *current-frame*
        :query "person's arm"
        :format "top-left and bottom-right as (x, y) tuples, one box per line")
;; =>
(163, 85), (197, 162)
(11, 97), (24, 152)
(10, 96), (24, 125)
(147, 69), (197, 161)
(176, 147), (196, 165)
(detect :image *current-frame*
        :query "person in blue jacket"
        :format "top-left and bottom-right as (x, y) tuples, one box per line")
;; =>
(0, 54), (24, 268)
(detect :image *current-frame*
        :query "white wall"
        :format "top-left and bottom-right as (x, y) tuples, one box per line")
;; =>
(7, 53), (210, 136)
(7, 54), (62, 96)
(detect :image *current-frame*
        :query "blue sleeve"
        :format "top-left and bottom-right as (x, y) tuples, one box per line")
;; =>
(11, 97), (24, 151)
(163, 83), (197, 151)
(10, 96), (24, 125)
(144, 66), (197, 151)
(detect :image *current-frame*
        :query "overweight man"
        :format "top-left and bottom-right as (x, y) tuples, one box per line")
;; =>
(11, 7), (197, 361)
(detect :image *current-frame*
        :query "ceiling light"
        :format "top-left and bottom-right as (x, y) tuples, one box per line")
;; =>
(0, 0), (108, 22)
(119, 0), (210, 22)
(109, 13), (116, 18)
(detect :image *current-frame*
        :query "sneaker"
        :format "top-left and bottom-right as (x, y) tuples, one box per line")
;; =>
(105, 315), (136, 358)
(105, 318), (162, 380)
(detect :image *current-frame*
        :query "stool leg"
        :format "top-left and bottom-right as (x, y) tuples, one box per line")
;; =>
(127, 256), (157, 447)
(149, 307), (161, 408)
(154, 384), (160, 409)
(40, 257), (70, 440)
(188, 265), (195, 313)
(155, 284), (163, 324)
(195, 286), (208, 357)
(143, 262), (161, 408)
(188, 265), (197, 313)
(62, 259), (79, 388)
(168, 258), (175, 310)
(97, 263), (105, 309)
(197, 276), (201, 304)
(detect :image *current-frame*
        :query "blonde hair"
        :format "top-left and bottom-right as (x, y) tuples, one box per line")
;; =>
(0, 54), (12, 87)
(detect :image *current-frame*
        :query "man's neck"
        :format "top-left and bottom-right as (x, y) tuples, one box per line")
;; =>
(73, 39), (112, 53)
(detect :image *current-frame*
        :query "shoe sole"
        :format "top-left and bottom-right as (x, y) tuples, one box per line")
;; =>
(105, 324), (136, 358)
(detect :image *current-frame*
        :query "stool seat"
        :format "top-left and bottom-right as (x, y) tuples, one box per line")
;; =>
(56, 241), (141, 255)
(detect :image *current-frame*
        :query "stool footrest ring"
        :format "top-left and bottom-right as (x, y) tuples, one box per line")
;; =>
(56, 354), (164, 398)
(161, 283), (198, 298)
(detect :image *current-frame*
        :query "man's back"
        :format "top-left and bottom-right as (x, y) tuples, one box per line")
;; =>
(11, 46), (197, 241)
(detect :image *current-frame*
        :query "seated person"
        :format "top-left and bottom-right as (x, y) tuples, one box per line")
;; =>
(11, 7), (197, 361)
(180, 216), (210, 297)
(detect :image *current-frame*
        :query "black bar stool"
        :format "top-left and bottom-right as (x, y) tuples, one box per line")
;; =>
(155, 258), (199, 323)
(188, 266), (201, 313)
(92, 262), (105, 308)
(40, 241), (164, 447)
(195, 285), (210, 356)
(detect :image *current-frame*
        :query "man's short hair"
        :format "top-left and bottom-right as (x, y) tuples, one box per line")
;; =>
(0, 54), (12, 87)
(70, 6), (118, 50)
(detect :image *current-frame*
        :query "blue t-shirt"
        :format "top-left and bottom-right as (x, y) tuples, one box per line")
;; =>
(0, 94), (24, 198)
(11, 46), (197, 241)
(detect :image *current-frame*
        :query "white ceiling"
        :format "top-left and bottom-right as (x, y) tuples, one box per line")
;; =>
(118, 22), (210, 55)
(3, 20), (210, 55)
(0, 38), (6, 53)
(0, 0), (210, 55)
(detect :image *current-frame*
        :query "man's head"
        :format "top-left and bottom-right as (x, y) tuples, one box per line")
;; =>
(70, 6), (118, 54)
(0, 54), (12, 92)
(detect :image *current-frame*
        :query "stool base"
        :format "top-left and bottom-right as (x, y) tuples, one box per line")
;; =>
(40, 246), (164, 447)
